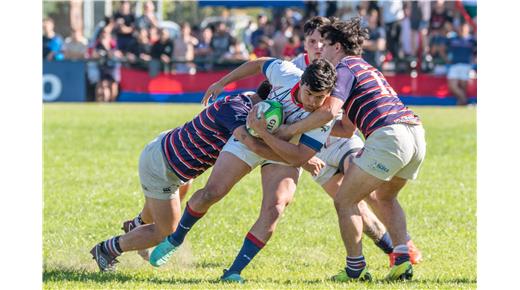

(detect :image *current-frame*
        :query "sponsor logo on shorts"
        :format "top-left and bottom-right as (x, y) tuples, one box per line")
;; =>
(370, 161), (389, 173)
(321, 125), (331, 132)
(163, 187), (172, 193)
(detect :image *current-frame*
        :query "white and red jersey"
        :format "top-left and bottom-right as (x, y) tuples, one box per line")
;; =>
(290, 52), (311, 71)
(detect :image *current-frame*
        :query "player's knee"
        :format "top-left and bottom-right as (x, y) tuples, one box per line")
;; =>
(200, 184), (228, 204)
(154, 223), (176, 241)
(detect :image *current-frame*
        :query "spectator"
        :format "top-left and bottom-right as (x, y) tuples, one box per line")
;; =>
(149, 26), (160, 44)
(194, 26), (214, 71)
(126, 28), (152, 70)
(62, 29), (88, 60)
(410, 0), (431, 58)
(136, 0), (159, 32)
(271, 20), (293, 58)
(250, 13), (268, 48)
(363, 9), (386, 70)
(210, 22), (233, 63)
(446, 22), (476, 105)
(282, 34), (303, 60)
(337, 0), (360, 21)
(400, 2), (413, 58)
(252, 36), (272, 58)
(150, 28), (174, 76)
(113, 0), (136, 53)
(173, 23), (199, 74)
(378, 0), (405, 61)
(43, 18), (64, 61)
(221, 37), (250, 63)
(242, 20), (257, 51)
(91, 28), (122, 102)
(430, 0), (453, 34)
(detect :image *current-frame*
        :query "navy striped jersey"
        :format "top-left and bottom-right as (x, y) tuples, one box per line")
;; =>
(161, 93), (253, 182)
(332, 56), (421, 138)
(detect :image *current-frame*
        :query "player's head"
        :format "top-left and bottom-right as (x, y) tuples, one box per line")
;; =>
(303, 16), (331, 61)
(319, 17), (369, 64)
(299, 59), (337, 112)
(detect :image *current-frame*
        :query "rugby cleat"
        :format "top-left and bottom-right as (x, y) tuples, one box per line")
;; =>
(388, 240), (423, 267)
(385, 261), (413, 281)
(149, 238), (178, 267)
(220, 269), (245, 284)
(331, 268), (372, 282)
(121, 219), (150, 261)
(90, 243), (119, 272)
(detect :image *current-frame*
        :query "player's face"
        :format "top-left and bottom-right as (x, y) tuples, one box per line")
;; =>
(321, 39), (340, 63)
(299, 83), (330, 112)
(304, 30), (323, 61)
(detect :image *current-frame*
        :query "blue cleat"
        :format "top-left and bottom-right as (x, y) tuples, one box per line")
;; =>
(220, 269), (245, 284)
(149, 238), (178, 267)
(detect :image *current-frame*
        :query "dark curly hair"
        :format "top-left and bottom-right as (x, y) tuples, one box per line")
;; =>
(256, 80), (272, 100)
(319, 17), (369, 56)
(303, 16), (331, 36)
(301, 59), (337, 93)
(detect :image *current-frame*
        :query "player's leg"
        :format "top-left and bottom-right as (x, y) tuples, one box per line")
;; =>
(90, 132), (184, 271)
(150, 151), (253, 267)
(221, 164), (299, 282)
(331, 163), (384, 282)
(321, 172), (392, 254)
(118, 196), (181, 250)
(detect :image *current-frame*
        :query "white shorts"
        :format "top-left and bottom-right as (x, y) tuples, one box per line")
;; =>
(353, 124), (426, 181)
(138, 132), (184, 200)
(447, 63), (472, 81)
(221, 137), (302, 174)
(312, 135), (364, 185)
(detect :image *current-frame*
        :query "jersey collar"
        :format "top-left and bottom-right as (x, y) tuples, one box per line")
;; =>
(290, 82), (304, 108)
(304, 53), (310, 65)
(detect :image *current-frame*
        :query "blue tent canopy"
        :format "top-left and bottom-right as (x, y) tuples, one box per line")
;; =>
(198, 1), (305, 8)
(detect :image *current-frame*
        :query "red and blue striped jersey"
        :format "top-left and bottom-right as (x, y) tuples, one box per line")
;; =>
(161, 93), (253, 182)
(333, 56), (421, 138)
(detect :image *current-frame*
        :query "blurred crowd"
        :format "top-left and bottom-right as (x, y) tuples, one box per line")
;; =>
(43, 0), (477, 103)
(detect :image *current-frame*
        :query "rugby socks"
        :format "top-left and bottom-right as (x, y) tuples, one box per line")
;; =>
(167, 203), (205, 246)
(101, 236), (123, 258)
(392, 244), (410, 266)
(346, 256), (367, 278)
(374, 232), (394, 254)
(226, 232), (265, 275)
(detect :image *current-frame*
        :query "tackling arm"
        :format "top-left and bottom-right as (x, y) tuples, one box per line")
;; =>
(232, 126), (286, 163)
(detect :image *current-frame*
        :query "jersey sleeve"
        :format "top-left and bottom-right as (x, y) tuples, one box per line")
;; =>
(331, 64), (355, 103)
(298, 119), (335, 152)
(215, 101), (249, 133)
(263, 58), (303, 88)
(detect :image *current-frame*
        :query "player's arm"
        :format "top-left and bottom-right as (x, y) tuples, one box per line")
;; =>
(331, 114), (356, 138)
(232, 125), (286, 162)
(202, 57), (274, 106)
(276, 96), (344, 140)
(248, 107), (319, 167)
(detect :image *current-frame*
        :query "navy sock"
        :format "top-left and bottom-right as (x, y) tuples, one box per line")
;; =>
(167, 203), (205, 246)
(375, 232), (394, 254)
(346, 256), (366, 278)
(393, 244), (410, 265)
(102, 236), (123, 257)
(227, 232), (265, 275)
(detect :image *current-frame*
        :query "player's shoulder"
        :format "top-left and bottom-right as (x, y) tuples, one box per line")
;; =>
(265, 58), (303, 77)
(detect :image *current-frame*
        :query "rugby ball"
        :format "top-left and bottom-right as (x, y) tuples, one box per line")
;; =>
(247, 100), (283, 137)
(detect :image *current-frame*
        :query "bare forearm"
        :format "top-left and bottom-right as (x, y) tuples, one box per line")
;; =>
(219, 57), (271, 86)
(285, 96), (343, 136)
(258, 132), (308, 166)
(233, 126), (285, 162)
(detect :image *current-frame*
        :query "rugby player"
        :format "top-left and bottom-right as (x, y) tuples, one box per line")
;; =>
(89, 85), (270, 272)
(315, 18), (426, 282)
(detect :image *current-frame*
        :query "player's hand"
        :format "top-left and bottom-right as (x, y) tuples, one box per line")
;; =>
(274, 124), (296, 141)
(247, 106), (268, 135)
(202, 81), (225, 106)
(303, 156), (325, 176)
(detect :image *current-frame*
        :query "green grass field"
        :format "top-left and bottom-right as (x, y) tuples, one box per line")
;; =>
(43, 103), (476, 289)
